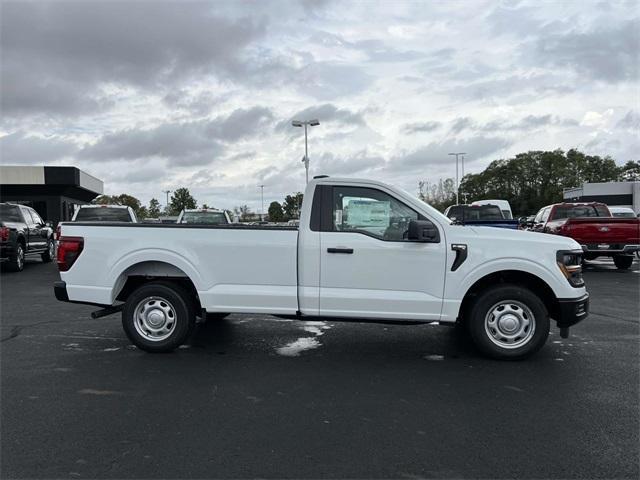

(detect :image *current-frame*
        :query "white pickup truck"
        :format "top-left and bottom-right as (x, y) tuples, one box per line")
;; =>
(54, 176), (589, 359)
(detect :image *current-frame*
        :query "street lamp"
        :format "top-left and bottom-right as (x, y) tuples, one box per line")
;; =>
(258, 184), (266, 221)
(292, 118), (320, 184)
(448, 153), (466, 205)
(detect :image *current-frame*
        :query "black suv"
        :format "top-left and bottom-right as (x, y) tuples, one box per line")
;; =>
(1, 203), (55, 272)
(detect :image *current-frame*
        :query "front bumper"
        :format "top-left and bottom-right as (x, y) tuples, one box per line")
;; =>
(556, 293), (589, 328)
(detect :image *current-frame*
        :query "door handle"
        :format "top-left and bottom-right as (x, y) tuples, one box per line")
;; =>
(327, 247), (354, 254)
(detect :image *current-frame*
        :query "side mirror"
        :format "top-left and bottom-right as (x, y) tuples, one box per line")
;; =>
(408, 220), (440, 243)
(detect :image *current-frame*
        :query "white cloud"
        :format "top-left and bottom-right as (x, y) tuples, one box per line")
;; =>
(1, 0), (637, 211)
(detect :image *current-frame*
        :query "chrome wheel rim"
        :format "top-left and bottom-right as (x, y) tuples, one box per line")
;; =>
(484, 300), (536, 349)
(17, 246), (24, 269)
(133, 296), (177, 342)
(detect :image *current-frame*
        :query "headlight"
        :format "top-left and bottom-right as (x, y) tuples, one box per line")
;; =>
(557, 250), (584, 287)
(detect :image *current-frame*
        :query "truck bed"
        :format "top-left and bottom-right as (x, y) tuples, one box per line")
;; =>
(58, 222), (300, 312)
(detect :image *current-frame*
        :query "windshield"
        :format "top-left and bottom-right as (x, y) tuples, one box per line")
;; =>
(552, 205), (609, 220)
(0, 204), (23, 222)
(74, 207), (133, 222)
(181, 212), (227, 224)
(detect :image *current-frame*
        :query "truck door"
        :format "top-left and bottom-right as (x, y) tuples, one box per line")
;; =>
(318, 185), (447, 321)
(21, 207), (46, 252)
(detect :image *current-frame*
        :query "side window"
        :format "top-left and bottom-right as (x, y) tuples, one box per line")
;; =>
(29, 209), (44, 225)
(534, 209), (544, 223)
(331, 186), (421, 241)
(20, 207), (36, 225)
(541, 207), (551, 222)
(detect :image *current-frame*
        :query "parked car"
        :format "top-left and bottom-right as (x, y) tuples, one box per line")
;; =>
(471, 199), (513, 219)
(72, 205), (138, 222)
(444, 204), (519, 229)
(531, 202), (640, 269)
(54, 176), (589, 360)
(608, 206), (637, 218)
(176, 209), (230, 225)
(1, 203), (55, 272)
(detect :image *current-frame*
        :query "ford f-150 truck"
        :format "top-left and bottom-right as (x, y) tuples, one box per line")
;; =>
(532, 202), (640, 269)
(1, 203), (55, 272)
(54, 177), (589, 359)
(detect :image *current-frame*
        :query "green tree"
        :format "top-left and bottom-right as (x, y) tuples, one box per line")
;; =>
(458, 149), (622, 216)
(169, 188), (197, 215)
(619, 160), (640, 181)
(148, 198), (161, 217)
(268, 201), (285, 222)
(282, 192), (303, 220)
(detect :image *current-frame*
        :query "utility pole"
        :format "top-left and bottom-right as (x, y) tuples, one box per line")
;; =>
(292, 119), (320, 184)
(448, 153), (466, 204)
(258, 184), (265, 221)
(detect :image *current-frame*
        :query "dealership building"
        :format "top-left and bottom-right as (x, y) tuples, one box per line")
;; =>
(563, 181), (640, 214)
(0, 165), (103, 224)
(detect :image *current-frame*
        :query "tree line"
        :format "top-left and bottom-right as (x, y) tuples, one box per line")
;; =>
(420, 149), (639, 215)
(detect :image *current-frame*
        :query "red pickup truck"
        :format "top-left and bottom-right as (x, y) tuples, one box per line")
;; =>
(532, 202), (640, 269)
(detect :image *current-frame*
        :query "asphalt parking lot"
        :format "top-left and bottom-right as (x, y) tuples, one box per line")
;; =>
(1, 258), (638, 479)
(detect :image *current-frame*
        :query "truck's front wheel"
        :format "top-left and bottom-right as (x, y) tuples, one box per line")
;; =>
(122, 282), (195, 352)
(613, 255), (633, 270)
(467, 284), (549, 360)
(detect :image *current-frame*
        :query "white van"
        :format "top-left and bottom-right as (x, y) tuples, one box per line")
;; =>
(471, 200), (513, 219)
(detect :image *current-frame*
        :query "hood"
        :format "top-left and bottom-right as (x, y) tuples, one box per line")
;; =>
(452, 224), (581, 250)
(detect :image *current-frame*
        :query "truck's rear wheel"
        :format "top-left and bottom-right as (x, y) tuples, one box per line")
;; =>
(613, 255), (633, 270)
(122, 282), (195, 352)
(6, 243), (25, 272)
(467, 284), (549, 360)
(41, 238), (55, 263)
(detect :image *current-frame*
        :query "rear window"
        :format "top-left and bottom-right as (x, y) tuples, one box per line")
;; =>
(447, 205), (504, 221)
(74, 207), (132, 222)
(552, 205), (609, 220)
(181, 212), (227, 224)
(0, 204), (23, 222)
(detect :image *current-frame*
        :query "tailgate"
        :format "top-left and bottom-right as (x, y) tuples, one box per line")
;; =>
(566, 218), (640, 244)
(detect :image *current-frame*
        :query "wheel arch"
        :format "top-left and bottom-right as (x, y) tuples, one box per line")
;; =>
(458, 270), (560, 323)
(112, 260), (201, 312)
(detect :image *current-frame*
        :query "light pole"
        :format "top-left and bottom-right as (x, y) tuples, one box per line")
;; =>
(448, 153), (466, 204)
(163, 190), (171, 210)
(258, 184), (265, 221)
(292, 118), (320, 184)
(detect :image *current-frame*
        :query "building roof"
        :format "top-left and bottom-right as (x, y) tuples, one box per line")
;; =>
(0, 165), (103, 202)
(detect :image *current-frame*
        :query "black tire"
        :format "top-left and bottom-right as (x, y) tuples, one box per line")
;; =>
(122, 282), (196, 352)
(467, 284), (549, 360)
(41, 238), (55, 263)
(613, 255), (633, 270)
(6, 243), (25, 272)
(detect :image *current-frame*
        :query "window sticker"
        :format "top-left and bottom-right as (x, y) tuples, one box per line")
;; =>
(345, 199), (390, 228)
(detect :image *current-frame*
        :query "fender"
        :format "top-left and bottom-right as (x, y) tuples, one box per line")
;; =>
(454, 257), (564, 299)
(107, 248), (205, 301)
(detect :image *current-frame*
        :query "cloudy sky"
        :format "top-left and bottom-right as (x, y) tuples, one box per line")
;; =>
(1, 0), (638, 211)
